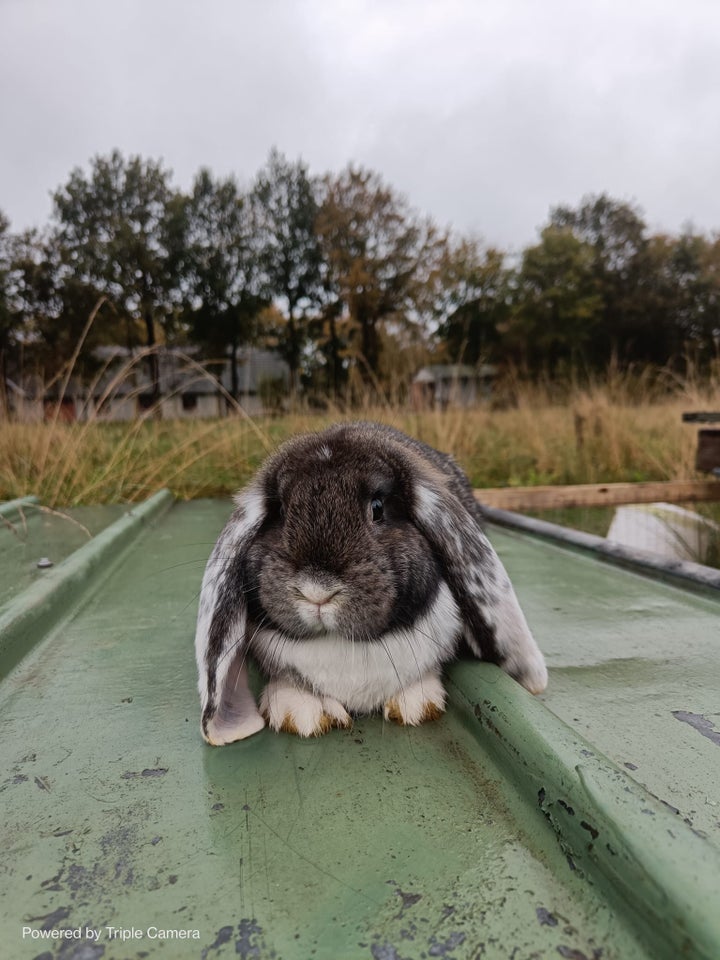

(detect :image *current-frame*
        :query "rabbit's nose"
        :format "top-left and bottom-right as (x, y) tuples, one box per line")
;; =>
(298, 583), (341, 607)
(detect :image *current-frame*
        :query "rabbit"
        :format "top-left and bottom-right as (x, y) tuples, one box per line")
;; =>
(195, 421), (547, 745)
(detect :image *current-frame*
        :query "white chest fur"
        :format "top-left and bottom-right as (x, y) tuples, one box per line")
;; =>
(251, 581), (462, 711)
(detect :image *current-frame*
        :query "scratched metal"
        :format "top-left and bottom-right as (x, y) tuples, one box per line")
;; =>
(491, 528), (720, 843)
(0, 499), (716, 959)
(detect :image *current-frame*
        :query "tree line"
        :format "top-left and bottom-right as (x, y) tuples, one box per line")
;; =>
(1, 147), (719, 411)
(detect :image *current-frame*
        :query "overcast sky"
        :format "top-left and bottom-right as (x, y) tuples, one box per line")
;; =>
(2, 0), (720, 251)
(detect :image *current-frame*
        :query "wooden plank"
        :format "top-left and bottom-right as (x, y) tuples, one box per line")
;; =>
(474, 480), (720, 511)
(682, 411), (720, 423)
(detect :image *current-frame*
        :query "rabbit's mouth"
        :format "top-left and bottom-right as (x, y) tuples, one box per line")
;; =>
(295, 599), (340, 634)
(292, 576), (344, 634)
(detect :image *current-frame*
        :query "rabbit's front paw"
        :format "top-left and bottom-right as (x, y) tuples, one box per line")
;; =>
(384, 674), (446, 726)
(260, 679), (351, 737)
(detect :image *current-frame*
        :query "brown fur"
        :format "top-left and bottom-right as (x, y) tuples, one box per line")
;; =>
(384, 697), (444, 726)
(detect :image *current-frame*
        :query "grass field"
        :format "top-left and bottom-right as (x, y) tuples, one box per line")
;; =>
(2, 369), (719, 507)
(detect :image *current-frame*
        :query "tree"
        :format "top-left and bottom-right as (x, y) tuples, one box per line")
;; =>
(252, 149), (323, 392)
(8, 228), (123, 384)
(52, 150), (181, 397)
(550, 194), (648, 363)
(316, 165), (440, 385)
(512, 226), (603, 371)
(551, 193), (646, 272)
(181, 169), (268, 398)
(435, 237), (510, 365)
(612, 230), (720, 367)
(0, 211), (19, 415)
(698, 234), (720, 355)
(304, 299), (356, 398)
(666, 231), (720, 360)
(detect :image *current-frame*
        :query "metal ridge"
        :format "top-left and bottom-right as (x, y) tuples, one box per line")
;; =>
(0, 489), (174, 678)
(448, 662), (720, 960)
(0, 494), (40, 519)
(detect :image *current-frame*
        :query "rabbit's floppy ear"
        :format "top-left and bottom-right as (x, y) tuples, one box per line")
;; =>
(411, 472), (547, 694)
(195, 483), (267, 745)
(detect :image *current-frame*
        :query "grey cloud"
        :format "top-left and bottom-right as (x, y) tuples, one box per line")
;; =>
(2, 0), (720, 247)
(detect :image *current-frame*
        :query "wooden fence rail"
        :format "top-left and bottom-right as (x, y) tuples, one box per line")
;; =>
(474, 480), (720, 511)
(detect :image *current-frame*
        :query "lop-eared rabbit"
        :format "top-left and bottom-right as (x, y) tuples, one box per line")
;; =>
(195, 422), (547, 745)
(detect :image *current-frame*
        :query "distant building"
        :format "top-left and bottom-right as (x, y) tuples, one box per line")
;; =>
(6, 346), (291, 422)
(4, 376), (46, 422)
(411, 364), (496, 410)
(89, 346), (290, 421)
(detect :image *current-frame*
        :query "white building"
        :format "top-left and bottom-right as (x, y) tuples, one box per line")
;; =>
(411, 364), (496, 410)
(7, 346), (291, 422)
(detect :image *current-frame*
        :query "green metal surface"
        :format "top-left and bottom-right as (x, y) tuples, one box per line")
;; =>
(0, 501), (128, 608)
(491, 528), (720, 843)
(1, 497), (719, 960)
(0, 491), (173, 679)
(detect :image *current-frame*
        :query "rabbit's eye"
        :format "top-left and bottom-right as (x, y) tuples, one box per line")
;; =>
(371, 496), (384, 522)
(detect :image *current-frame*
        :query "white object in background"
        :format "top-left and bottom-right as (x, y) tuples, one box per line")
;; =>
(607, 502), (719, 563)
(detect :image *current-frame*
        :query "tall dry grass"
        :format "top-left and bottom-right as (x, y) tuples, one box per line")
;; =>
(2, 361), (719, 507)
